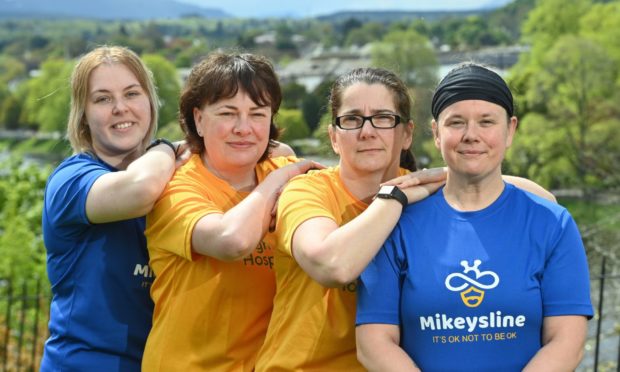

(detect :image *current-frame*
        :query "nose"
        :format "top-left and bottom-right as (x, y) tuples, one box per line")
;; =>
(232, 114), (253, 135)
(112, 98), (128, 114)
(462, 121), (479, 142)
(358, 117), (377, 138)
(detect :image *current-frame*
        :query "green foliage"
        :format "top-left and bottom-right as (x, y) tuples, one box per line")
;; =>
(276, 108), (310, 142)
(142, 53), (181, 128)
(371, 28), (438, 89)
(507, 0), (620, 194)
(0, 157), (52, 278)
(18, 59), (73, 132)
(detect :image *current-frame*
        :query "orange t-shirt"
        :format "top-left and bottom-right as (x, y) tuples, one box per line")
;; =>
(143, 154), (296, 371)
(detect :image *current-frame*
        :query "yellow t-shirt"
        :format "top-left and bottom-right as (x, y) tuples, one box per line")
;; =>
(255, 166), (408, 371)
(143, 154), (297, 372)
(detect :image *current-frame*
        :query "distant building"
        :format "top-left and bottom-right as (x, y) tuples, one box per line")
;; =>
(277, 43), (527, 91)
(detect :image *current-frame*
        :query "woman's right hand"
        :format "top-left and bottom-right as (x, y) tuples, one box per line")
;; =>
(266, 159), (325, 231)
(383, 167), (447, 204)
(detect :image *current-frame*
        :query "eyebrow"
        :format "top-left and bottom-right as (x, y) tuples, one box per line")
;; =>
(340, 108), (396, 115)
(216, 104), (270, 111)
(90, 83), (142, 95)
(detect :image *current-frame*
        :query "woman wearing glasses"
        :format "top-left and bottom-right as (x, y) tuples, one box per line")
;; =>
(255, 67), (554, 370)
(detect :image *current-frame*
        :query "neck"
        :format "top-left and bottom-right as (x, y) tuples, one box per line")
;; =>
(202, 154), (257, 191)
(338, 162), (401, 203)
(443, 170), (504, 211)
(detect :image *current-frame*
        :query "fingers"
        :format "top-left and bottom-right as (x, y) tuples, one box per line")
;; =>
(382, 167), (447, 188)
(402, 180), (445, 204)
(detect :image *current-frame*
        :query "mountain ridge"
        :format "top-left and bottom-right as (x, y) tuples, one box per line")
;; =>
(0, 0), (230, 20)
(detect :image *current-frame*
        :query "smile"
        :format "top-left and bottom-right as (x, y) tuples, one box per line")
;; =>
(112, 122), (135, 129)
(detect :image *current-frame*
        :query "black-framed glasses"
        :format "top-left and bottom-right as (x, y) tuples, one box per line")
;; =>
(334, 113), (403, 130)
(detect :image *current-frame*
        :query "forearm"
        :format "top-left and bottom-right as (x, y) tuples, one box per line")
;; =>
(523, 316), (587, 372)
(86, 145), (176, 223)
(192, 173), (280, 260)
(356, 325), (419, 372)
(358, 345), (420, 372)
(523, 340), (584, 372)
(302, 198), (402, 287)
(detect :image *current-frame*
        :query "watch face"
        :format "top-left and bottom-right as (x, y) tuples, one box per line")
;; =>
(380, 185), (396, 195)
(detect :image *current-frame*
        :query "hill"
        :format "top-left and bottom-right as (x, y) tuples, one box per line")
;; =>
(0, 0), (230, 20)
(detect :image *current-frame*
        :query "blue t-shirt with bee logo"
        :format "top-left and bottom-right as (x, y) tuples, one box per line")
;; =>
(357, 183), (593, 372)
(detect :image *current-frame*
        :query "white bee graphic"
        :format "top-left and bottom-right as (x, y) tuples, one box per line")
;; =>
(445, 260), (499, 308)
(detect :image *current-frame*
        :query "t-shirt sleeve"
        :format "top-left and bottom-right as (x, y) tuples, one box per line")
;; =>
(275, 175), (336, 257)
(146, 175), (223, 261)
(542, 211), (593, 318)
(356, 225), (405, 326)
(44, 158), (108, 229)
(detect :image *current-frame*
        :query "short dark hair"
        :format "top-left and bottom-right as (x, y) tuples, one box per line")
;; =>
(179, 52), (282, 161)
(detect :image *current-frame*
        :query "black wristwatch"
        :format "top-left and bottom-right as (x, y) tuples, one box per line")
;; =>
(374, 185), (408, 209)
(146, 138), (177, 155)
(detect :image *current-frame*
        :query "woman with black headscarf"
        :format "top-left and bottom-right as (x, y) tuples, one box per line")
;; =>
(355, 63), (593, 371)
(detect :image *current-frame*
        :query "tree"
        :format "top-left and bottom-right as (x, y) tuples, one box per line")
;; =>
(371, 28), (437, 89)
(142, 54), (181, 129)
(0, 157), (51, 279)
(507, 35), (619, 191)
(18, 58), (73, 132)
(276, 108), (310, 142)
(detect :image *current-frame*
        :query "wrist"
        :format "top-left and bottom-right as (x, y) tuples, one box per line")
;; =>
(146, 138), (177, 155)
(373, 185), (408, 209)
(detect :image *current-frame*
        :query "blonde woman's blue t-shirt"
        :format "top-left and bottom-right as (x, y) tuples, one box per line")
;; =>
(41, 153), (153, 372)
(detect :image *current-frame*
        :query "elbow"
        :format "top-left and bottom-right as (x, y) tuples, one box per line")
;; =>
(212, 233), (257, 262)
(323, 267), (358, 288)
(129, 172), (169, 214)
(311, 260), (358, 288)
(356, 345), (371, 370)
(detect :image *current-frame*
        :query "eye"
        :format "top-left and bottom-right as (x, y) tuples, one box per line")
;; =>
(447, 120), (464, 127)
(93, 95), (111, 104)
(126, 90), (141, 98)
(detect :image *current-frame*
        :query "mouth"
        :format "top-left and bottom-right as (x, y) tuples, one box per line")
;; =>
(358, 148), (383, 153)
(228, 141), (255, 149)
(459, 150), (484, 156)
(112, 122), (136, 130)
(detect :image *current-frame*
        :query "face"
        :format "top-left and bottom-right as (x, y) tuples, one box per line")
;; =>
(329, 83), (413, 177)
(193, 90), (271, 175)
(433, 99), (517, 179)
(85, 63), (151, 163)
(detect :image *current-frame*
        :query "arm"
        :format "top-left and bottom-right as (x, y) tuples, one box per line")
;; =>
(292, 169), (445, 287)
(523, 315), (588, 371)
(503, 175), (556, 202)
(85, 143), (176, 223)
(191, 159), (319, 261)
(356, 324), (420, 372)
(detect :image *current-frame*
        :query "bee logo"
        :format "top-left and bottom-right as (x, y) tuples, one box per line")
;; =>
(445, 260), (499, 308)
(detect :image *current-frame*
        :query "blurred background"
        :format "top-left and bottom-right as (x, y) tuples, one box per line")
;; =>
(0, 0), (618, 370)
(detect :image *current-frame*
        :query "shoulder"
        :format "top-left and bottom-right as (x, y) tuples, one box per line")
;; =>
(260, 155), (300, 171)
(47, 153), (111, 192)
(286, 166), (339, 188)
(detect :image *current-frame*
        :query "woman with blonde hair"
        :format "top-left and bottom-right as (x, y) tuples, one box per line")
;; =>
(41, 45), (184, 371)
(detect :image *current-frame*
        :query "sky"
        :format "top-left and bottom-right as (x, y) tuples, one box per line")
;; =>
(177, 0), (512, 18)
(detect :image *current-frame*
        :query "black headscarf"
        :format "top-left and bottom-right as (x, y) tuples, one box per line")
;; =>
(431, 64), (514, 120)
